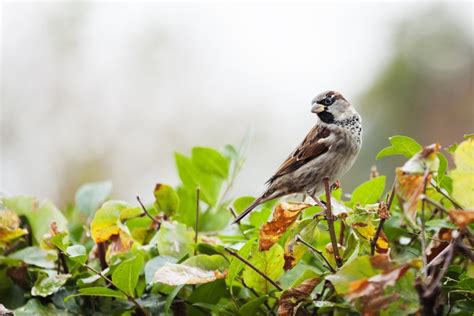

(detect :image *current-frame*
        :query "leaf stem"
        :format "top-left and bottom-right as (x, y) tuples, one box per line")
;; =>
(194, 187), (200, 255)
(430, 180), (464, 209)
(296, 235), (335, 273)
(225, 247), (283, 291)
(323, 177), (342, 268)
(420, 169), (430, 275)
(136, 196), (161, 227)
(82, 264), (148, 315)
(97, 242), (108, 271)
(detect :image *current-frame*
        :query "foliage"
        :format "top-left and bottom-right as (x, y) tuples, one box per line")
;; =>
(0, 135), (473, 315)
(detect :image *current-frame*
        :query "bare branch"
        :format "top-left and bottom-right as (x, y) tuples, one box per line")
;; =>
(323, 177), (342, 268)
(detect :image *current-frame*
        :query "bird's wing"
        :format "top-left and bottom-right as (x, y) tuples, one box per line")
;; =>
(266, 124), (331, 184)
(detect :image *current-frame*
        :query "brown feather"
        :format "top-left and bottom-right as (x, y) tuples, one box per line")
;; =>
(266, 125), (331, 184)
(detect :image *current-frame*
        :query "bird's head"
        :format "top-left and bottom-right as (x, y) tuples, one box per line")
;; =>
(311, 91), (356, 124)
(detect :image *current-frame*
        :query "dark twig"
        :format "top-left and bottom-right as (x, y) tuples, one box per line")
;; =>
(83, 264), (148, 315)
(339, 221), (345, 246)
(323, 177), (342, 268)
(194, 187), (200, 255)
(225, 247), (283, 291)
(430, 180), (464, 209)
(136, 196), (161, 226)
(424, 242), (455, 298)
(370, 217), (386, 256)
(420, 169), (430, 274)
(296, 235), (335, 273)
(421, 195), (448, 215)
(97, 242), (108, 271)
(59, 251), (69, 274)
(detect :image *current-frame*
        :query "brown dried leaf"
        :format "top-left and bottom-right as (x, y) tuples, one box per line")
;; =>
(259, 202), (312, 251)
(448, 210), (474, 228)
(396, 143), (440, 224)
(426, 228), (452, 263)
(347, 261), (411, 315)
(277, 278), (321, 316)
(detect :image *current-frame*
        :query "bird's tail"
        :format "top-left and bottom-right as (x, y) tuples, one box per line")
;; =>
(232, 191), (277, 224)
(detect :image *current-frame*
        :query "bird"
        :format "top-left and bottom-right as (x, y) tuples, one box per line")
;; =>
(233, 90), (362, 224)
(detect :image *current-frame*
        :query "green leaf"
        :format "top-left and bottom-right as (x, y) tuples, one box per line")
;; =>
(242, 244), (284, 293)
(31, 272), (70, 297)
(2, 196), (68, 246)
(182, 254), (228, 271)
(154, 184), (179, 217)
(437, 152), (448, 181)
(155, 221), (194, 258)
(90, 200), (140, 243)
(192, 147), (230, 179)
(64, 287), (126, 302)
(65, 245), (87, 265)
(112, 255), (144, 297)
(376, 135), (422, 159)
(226, 238), (256, 294)
(326, 256), (380, 294)
(175, 153), (222, 206)
(15, 299), (60, 316)
(75, 181), (112, 215)
(239, 296), (267, 315)
(9, 246), (56, 269)
(233, 196), (256, 214)
(349, 176), (386, 206)
(144, 256), (177, 285)
(451, 138), (474, 208)
(425, 219), (457, 229)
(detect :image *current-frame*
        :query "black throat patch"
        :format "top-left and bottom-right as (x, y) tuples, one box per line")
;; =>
(317, 111), (335, 124)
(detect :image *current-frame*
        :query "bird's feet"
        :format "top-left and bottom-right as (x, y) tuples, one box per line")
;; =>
(330, 180), (341, 192)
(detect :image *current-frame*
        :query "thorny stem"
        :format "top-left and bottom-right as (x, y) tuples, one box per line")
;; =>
(136, 196), (161, 226)
(420, 169), (430, 275)
(194, 187), (200, 255)
(323, 177), (342, 268)
(296, 235), (335, 273)
(83, 264), (148, 315)
(225, 247), (283, 291)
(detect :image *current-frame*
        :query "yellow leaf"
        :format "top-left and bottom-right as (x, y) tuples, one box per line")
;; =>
(91, 201), (131, 243)
(451, 138), (474, 208)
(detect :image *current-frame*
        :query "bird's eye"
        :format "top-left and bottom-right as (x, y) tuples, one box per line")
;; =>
(324, 96), (335, 106)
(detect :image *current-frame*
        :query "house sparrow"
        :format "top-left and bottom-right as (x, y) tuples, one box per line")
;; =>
(233, 90), (362, 224)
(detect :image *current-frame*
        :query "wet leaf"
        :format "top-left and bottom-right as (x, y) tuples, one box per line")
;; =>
(451, 138), (474, 208)
(154, 183), (179, 217)
(277, 278), (321, 316)
(448, 210), (474, 228)
(153, 255), (227, 285)
(259, 202), (312, 251)
(242, 244), (284, 293)
(2, 196), (68, 246)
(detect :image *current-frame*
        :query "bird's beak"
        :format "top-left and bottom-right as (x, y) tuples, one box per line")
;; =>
(311, 104), (325, 114)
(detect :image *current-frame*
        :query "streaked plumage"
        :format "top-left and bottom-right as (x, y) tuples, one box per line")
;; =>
(233, 90), (362, 224)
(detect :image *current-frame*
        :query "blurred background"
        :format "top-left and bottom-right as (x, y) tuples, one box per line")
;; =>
(1, 2), (473, 208)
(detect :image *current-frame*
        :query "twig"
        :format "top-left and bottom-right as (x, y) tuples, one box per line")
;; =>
(420, 195), (448, 215)
(423, 242), (455, 298)
(59, 251), (69, 274)
(225, 248), (283, 291)
(83, 264), (148, 315)
(136, 196), (161, 226)
(323, 177), (342, 268)
(370, 217), (386, 256)
(430, 180), (464, 209)
(420, 169), (430, 275)
(296, 235), (335, 273)
(386, 177), (397, 210)
(339, 221), (345, 246)
(97, 242), (108, 271)
(194, 187), (200, 255)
